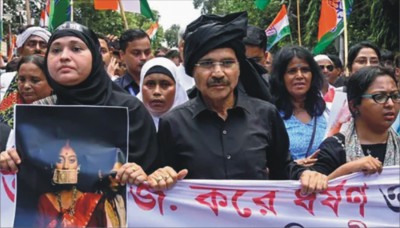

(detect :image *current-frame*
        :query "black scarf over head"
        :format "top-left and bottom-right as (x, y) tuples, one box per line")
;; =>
(44, 22), (113, 105)
(183, 12), (271, 101)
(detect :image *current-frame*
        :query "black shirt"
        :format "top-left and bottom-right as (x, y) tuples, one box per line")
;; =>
(157, 90), (303, 180)
(312, 133), (387, 175)
(114, 72), (140, 96)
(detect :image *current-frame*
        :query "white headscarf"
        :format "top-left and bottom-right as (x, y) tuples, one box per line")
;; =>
(137, 57), (189, 130)
(314, 54), (333, 64)
(16, 26), (51, 48)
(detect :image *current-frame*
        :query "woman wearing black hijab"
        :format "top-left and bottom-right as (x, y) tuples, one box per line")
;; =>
(1, 22), (158, 184)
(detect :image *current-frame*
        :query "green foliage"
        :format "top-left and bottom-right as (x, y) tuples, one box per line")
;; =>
(2, 0), (398, 53)
(164, 24), (180, 48)
(193, 0), (399, 53)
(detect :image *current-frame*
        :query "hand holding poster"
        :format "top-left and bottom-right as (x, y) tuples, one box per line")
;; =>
(1, 105), (129, 227)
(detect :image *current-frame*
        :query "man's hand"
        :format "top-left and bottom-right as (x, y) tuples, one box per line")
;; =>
(148, 166), (188, 191)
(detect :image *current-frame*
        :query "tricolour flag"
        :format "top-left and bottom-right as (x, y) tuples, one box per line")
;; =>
(265, 5), (291, 51)
(313, 0), (353, 54)
(146, 22), (158, 41)
(120, 0), (155, 21)
(94, 0), (118, 10)
(39, 0), (50, 27)
(255, 0), (271, 10)
(49, 0), (71, 32)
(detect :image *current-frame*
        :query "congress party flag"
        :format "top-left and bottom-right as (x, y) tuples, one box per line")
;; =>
(255, 0), (271, 10)
(120, 0), (155, 21)
(313, 0), (353, 54)
(265, 5), (291, 51)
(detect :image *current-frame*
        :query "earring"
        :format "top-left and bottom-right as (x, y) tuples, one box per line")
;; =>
(354, 109), (360, 115)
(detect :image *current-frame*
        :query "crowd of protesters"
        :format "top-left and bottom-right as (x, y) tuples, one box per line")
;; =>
(0, 10), (399, 227)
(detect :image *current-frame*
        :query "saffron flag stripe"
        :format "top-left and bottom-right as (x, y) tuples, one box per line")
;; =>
(94, 0), (118, 10)
(266, 5), (291, 50)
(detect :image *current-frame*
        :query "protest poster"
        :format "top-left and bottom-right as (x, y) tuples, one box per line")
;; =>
(1, 105), (128, 227)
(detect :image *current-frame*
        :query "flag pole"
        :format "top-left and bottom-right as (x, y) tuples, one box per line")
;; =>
(70, 0), (74, 21)
(25, 0), (31, 25)
(296, 0), (301, 46)
(342, 0), (349, 76)
(118, 0), (129, 30)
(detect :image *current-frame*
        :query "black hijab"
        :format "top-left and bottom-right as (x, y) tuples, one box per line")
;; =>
(44, 22), (114, 105)
(183, 12), (271, 101)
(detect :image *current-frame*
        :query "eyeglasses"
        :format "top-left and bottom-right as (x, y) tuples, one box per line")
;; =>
(361, 93), (400, 104)
(195, 59), (237, 69)
(319, 65), (334, 72)
(25, 40), (47, 49)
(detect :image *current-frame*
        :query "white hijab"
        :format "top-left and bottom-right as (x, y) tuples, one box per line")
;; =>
(137, 57), (189, 130)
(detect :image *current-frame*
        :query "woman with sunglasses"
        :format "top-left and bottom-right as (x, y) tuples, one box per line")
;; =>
(269, 46), (328, 164)
(311, 66), (400, 179)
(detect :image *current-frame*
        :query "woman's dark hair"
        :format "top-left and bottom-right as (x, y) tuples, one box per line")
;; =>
(347, 66), (397, 117)
(347, 41), (381, 72)
(269, 45), (325, 119)
(17, 55), (45, 73)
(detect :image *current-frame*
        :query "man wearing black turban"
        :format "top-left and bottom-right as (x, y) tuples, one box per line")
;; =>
(150, 12), (327, 195)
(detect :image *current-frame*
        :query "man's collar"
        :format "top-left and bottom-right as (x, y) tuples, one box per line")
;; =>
(191, 89), (251, 119)
(120, 72), (137, 88)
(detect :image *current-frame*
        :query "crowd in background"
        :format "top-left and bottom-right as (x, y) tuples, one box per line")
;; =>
(0, 10), (399, 227)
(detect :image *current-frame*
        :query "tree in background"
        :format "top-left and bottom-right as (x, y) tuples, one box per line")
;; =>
(164, 24), (180, 48)
(193, 0), (399, 54)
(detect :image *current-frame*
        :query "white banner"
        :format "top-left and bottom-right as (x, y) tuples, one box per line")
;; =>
(2, 167), (400, 227)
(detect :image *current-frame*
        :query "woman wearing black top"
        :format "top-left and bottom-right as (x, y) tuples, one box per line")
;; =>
(312, 66), (400, 179)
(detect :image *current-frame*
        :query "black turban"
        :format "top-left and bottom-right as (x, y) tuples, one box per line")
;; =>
(183, 11), (271, 101)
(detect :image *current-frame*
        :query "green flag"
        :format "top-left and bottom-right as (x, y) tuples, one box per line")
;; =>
(49, 0), (71, 32)
(255, 0), (271, 10)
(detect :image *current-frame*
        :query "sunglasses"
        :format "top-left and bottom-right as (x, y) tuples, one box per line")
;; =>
(319, 65), (334, 72)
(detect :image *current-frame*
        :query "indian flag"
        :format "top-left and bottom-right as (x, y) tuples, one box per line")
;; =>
(313, 0), (353, 54)
(146, 22), (159, 41)
(120, 0), (155, 21)
(39, 0), (50, 27)
(265, 5), (291, 51)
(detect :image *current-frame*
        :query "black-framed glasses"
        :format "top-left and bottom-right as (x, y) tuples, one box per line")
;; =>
(195, 59), (237, 69)
(319, 65), (334, 72)
(361, 93), (400, 104)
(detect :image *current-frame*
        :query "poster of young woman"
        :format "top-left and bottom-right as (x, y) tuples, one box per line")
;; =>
(12, 105), (129, 228)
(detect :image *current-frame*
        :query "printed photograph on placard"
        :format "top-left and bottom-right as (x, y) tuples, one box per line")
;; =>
(13, 105), (128, 228)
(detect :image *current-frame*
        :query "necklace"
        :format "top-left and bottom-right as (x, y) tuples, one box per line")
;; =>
(56, 186), (77, 216)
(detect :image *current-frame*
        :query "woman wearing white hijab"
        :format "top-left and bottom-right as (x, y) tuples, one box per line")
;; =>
(137, 57), (189, 130)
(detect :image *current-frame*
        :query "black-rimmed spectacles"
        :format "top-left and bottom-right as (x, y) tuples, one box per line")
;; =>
(361, 93), (400, 104)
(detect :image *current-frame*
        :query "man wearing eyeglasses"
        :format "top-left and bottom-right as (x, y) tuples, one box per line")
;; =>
(314, 54), (338, 105)
(149, 12), (327, 195)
